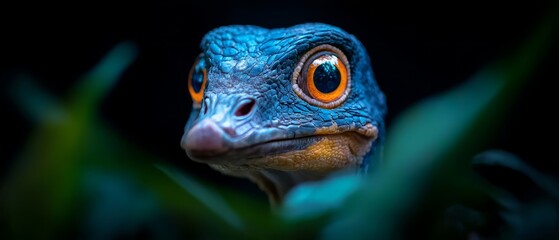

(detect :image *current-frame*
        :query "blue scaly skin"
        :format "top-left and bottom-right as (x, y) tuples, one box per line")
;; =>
(181, 23), (386, 205)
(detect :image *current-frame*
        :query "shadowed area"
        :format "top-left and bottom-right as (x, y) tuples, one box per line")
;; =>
(1, 1), (558, 239)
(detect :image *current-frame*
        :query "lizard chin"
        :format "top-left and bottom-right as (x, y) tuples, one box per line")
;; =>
(183, 124), (379, 206)
(203, 131), (377, 206)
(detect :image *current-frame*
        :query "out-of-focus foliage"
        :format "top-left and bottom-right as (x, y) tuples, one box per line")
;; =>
(294, 6), (559, 239)
(2, 4), (558, 240)
(282, 6), (559, 238)
(1, 43), (273, 240)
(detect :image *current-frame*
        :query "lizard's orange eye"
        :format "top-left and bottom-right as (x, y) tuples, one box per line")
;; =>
(292, 44), (351, 109)
(188, 56), (207, 105)
(307, 54), (348, 102)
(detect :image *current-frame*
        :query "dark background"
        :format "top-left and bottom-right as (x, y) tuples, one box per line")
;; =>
(2, 1), (557, 199)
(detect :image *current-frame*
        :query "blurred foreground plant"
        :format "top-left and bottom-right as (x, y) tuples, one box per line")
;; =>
(283, 5), (559, 239)
(1, 43), (275, 239)
(2, 4), (559, 240)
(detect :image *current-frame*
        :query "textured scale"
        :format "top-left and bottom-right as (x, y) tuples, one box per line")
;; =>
(181, 23), (386, 205)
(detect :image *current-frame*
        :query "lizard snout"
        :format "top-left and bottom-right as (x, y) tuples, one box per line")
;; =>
(181, 95), (258, 159)
(182, 118), (228, 156)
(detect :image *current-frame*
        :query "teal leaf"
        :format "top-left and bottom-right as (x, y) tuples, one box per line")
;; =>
(9, 75), (65, 123)
(282, 174), (362, 219)
(69, 42), (137, 111)
(473, 150), (559, 200)
(304, 4), (558, 239)
(156, 164), (244, 230)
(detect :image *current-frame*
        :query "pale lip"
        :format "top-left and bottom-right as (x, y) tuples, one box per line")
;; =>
(182, 118), (376, 164)
(184, 134), (322, 163)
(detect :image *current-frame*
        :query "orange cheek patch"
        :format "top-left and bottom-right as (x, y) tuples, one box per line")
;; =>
(255, 133), (374, 173)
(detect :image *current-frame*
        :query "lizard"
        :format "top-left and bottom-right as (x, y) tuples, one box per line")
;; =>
(180, 23), (386, 205)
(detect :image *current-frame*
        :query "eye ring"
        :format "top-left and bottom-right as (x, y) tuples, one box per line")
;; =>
(292, 44), (351, 109)
(188, 55), (207, 106)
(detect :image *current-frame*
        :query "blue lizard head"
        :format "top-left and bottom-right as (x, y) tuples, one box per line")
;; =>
(181, 23), (386, 202)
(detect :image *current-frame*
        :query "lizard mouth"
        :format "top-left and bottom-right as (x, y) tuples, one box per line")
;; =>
(186, 134), (327, 163)
(185, 129), (378, 166)
(182, 119), (379, 164)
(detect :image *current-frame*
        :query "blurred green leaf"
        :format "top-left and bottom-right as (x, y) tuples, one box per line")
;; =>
(283, 3), (559, 239)
(10, 76), (65, 123)
(282, 174), (362, 220)
(1, 42), (138, 239)
(2, 2), (558, 240)
(157, 164), (244, 230)
(472, 150), (559, 240)
(1, 41), (280, 240)
(473, 150), (559, 200)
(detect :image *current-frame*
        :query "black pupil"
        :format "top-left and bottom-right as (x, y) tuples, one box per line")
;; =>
(191, 61), (205, 93)
(313, 60), (341, 93)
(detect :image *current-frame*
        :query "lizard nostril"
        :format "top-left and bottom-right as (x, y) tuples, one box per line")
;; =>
(234, 99), (256, 117)
(202, 103), (208, 114)
(202, 97), (209, 115)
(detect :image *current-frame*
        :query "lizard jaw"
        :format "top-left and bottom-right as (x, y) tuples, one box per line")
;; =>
(186, 134), (323, 163)
(182, 118), (379, 171)
(186, 131), (375, 172)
